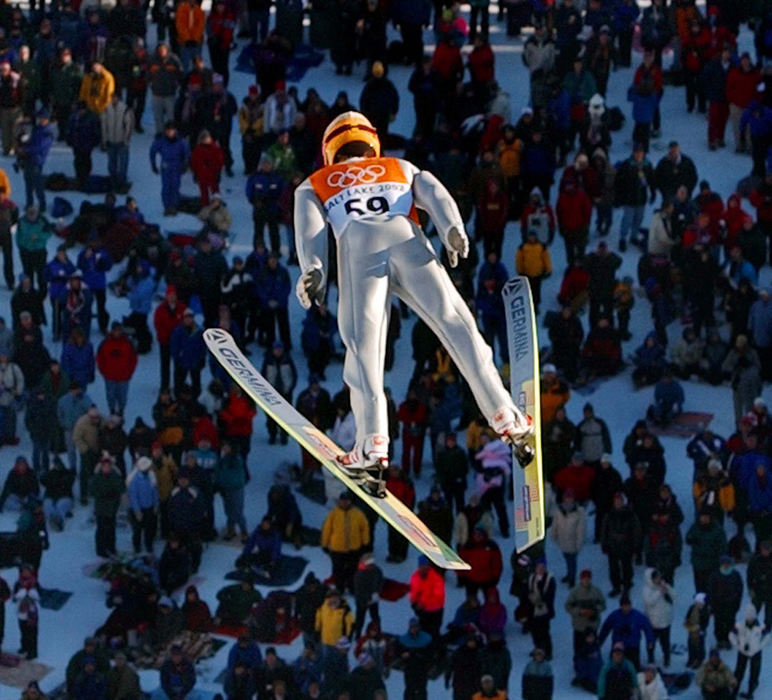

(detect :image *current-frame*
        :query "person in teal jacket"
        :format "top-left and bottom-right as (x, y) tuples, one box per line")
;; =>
(16, 205), (51, 289)
(215, 441), (248, 540)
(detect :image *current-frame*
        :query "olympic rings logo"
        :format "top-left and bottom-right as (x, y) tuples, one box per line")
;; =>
(326, 164), (386, 188)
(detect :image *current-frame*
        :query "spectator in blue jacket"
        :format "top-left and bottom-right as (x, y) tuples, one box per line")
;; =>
(160, 646), (196, 700)
(391, 0), (431, 66)
(215, 441), (248, 540)
(301, 303), (338, 379)
(476, 270), (508, 364)
(18, 110), (54, 212)
(72, 657), (108, 700)
(255, 253), (291, 350)
(61, 327), (95, 389)
(748, 287), (772, 381)
(77, 238), (113, 335)
(170, 308), (206, 396)
(648, 371), (685, 426)
(747, 463), (772, 545)
(612, 0), (640, 67)
(521, 128), (556, 201)
(627, 82), (658, 153)
(742, 98), (772, 176)
(127, 456), (160, 554)
(45, 245), (76, 341)
(238, 515), (282, 572)
(598, 596), (655, 670)
(125, 259), (157, 354)
(632, 332), (666, 388)
(267, 483), (302, 544)
(246, 153), (285, 254)
(67, 101), (101, 189)
(227, 634), (263, 672)
(150, 122), (191, 216)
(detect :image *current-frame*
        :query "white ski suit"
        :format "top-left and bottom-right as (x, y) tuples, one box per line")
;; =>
(294, 156), (520, 449)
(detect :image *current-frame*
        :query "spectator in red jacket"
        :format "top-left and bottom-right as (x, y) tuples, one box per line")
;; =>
(457, 527), (503, 597)
(96, 322), (138, 416)
(727, 53), (761, 153)
(385, 464), (416, 563)
(557, 178), (593, 265)
(553, 452), (596, 502)
(681, 18), (709, 113)
(477, 178), (509, 257)
(409, 556), (445, 638)
(580, 316), (623, 380)
(153, 286), (187, 390)
(219, 384), (256, 462)
(190, 130), (224, 206)
(558, 260), (590, 312)
(431, 39), (463, 116)
(721, 193), (752, 255)
(397, 388), (428, 477)
(468, 35), (494, 100)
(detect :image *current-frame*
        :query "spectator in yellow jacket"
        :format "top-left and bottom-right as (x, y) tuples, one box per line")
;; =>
(78, 63), (114, 115)
(321, 491), (370, 592)
(176, 0), (206, 71)
(314, 589), (354, 648)
(515, 230), (552, 312)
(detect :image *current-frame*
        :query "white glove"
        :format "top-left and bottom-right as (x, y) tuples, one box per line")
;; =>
(445, 226), (469, 268)
(296, 266), (324, 309)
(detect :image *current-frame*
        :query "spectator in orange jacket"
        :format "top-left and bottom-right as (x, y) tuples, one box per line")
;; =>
(540, 363), (570, 423)
(96, 322), (138, 415)
(219, 385), (256, 461)
(176, 0), (206, 71)
(409, 556), (445, 638)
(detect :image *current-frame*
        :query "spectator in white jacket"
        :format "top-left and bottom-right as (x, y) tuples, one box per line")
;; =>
(551, 489), (586, 588)
(637, 664), (669, 700)
(642, 567), (675, 667)
(100, 93), (135, 192)
(729, 604), (769, 699)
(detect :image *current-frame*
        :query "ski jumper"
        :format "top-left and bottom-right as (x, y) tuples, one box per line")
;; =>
(294, 155), (519, 450)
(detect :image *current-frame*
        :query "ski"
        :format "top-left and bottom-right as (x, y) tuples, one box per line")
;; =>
(502, 277), (546, 553)
(203, 328), (470, 571)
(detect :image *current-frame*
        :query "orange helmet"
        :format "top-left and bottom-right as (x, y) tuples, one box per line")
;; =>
(321, 111), (380, 166)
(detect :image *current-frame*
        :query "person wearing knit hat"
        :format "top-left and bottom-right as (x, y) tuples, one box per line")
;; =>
(565, 563), (606, 655)
(128, 454), (160, 554)
(729, 604), (766, 698)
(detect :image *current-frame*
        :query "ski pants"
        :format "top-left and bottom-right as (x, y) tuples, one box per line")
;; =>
(336, 220), (514, 445)
(735, 652), (761, 694)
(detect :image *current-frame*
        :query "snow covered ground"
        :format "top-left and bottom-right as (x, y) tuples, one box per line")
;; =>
(1, 4), (772, 698)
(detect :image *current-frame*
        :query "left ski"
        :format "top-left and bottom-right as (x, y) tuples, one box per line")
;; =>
(204, 328), (470, 570)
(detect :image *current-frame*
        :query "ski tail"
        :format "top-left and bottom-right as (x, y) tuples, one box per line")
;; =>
(203, 328), (470, 570)
(502, 277), (546, 553)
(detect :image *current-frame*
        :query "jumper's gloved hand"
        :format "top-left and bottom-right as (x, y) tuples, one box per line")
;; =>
(296, 266), (324, 309)
(445, 226), (469, 268)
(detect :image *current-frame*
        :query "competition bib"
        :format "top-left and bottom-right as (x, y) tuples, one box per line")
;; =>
(309, 157), (419, 237)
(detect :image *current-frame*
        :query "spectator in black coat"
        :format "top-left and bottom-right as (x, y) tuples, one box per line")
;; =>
(747, 539), (772, 629)
(654, 141), (698, 202)
(159, 534), (192, 594)
(359, 61), (399, 143)
(522, 648), (554, 700)
(708, 554), (744, 649)
(584, 241), (623, 329)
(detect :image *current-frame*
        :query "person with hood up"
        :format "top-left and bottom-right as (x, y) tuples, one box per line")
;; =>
(642, 568), (674, 667)
(520, 186), (555, 245)
(636, 663), (668, 700)
(729, 604), (769, 698)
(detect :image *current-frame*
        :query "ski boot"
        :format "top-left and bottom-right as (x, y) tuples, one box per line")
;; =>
(491, 406), (535, 469)
(336, 435), (389, 498)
